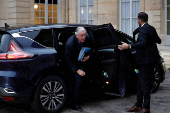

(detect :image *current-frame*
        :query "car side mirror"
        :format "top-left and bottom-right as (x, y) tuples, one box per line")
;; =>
(135, 33), (139, 42)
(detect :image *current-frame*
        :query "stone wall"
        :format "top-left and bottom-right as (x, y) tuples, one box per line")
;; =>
(140, 0), (165, 45)
(63, 0), (119, 29)
(0, 0), (34, 27)
(68, 0), (78, 23)
(8, 0), (31, 26)
(94, 0), (119, 29)
(0, 0), (9, 27)
(30, 0), (35, 25)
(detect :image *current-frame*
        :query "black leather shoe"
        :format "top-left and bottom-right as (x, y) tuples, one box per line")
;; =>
(126, 106), (142, 112)
(136, 108), (150, 113)
(71, 104), (83, 111)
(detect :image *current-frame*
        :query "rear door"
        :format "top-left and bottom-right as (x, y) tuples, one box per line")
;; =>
(89, 24), (129, 96)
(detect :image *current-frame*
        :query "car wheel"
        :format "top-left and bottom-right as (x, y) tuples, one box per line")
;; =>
(150, 65), (161, 94)
(31, 75), (67, 113)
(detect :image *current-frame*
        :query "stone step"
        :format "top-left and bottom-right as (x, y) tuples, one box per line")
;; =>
(157, 46), (170, 69)
(159, 51), (170, 54)
(160, 52), (170, 56)
(165, 64), (170, 70)
(162, 56), (170, 66)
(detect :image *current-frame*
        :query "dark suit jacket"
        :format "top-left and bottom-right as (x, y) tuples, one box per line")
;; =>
(131, 23), (161, 64)
(65, 35), (93, 73)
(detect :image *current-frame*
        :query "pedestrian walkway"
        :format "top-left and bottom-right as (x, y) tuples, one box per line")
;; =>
(158, 45), (170, 69)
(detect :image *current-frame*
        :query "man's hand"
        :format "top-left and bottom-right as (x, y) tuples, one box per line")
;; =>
(118, 42), (130, 50)
(81, 55), (90, 62)
(77, 69), (86, 76)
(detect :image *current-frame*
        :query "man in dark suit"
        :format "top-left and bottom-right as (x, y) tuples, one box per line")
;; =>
(65, 27), (92, 111)
(118, 12), (161, 113)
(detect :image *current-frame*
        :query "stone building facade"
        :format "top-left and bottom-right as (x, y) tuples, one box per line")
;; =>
(0, 0), (169, 46)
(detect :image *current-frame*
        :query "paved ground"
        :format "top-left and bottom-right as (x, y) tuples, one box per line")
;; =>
(0, 70), (169, 113)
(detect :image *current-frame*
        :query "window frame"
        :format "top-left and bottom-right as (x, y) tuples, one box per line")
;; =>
(34, 0), (60, 24)
(78, 0), (94, 24)
(119, 0), (140, 36)
(91, 27), (117, 48)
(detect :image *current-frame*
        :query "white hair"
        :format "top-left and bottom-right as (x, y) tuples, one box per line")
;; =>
(75, 27), (86, 35)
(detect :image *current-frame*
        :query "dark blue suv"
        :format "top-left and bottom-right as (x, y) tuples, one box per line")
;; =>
(0, 24), (166, 113)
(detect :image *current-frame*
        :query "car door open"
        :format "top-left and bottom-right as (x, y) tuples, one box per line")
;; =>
(89, 25), (122, 95)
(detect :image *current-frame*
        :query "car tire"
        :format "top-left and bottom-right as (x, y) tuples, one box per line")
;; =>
(31, 75), (67, 113)
(150, 65), (161, 94)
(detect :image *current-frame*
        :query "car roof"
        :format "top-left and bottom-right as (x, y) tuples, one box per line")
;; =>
(0, 23), (133, 40)
(0, 23), (96, 34)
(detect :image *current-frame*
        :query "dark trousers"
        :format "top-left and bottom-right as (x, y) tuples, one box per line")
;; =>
(135, 63), (154, 109)
(74, 73), (82, 104)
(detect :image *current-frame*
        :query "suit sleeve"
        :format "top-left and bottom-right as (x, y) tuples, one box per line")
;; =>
(154, 28), (161, 44)
(65, 44), (79, 73)
(131, 27), (147, 49)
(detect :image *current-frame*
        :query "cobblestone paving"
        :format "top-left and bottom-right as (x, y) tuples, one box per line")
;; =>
(0, 70), (169, 113)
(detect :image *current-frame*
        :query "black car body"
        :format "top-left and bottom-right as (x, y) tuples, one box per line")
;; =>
(0, 23), (166, 113)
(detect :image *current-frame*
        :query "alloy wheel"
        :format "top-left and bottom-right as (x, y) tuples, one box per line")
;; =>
(153, 67), (160, 88)
(40, 81), (65, 110)
(150, 66), (160, 93)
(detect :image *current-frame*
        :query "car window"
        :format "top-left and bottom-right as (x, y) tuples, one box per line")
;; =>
(114, 30), (133, 44)
(92, 28), (113, 48)
(19, 30), (53, 47)
(0, 34), (3, 52)
(19, 30), (40, 40)
(0, 34), (11, 53)
(57, 32), (74, 45)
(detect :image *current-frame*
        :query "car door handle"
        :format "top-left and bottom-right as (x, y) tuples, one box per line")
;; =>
(100, 59), (115, 64)
(132, 51), (136, 54)
(98, 49), (114, 52)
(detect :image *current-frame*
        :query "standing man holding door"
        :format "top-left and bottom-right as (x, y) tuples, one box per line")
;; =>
(118, 12), (161, 113)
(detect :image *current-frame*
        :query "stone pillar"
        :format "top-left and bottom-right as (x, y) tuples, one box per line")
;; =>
(94, 0), (98, 25)
(160, 0), (165, 45)
(30, 0), (35, 24)
(93, 0), (119, 29)
(69, 0), (78, 23)
(59, 0), (66, 23)
(0, 0), (9, 27)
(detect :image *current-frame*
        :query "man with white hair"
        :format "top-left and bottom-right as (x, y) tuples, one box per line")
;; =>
(65, 27), (92, 111)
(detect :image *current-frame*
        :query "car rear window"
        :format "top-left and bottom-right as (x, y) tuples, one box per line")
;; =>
(0, 34), (11, 53)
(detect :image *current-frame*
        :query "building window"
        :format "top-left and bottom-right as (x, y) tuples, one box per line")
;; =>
(120, 0), (140, 36)
(79, 0), (94, 24)
(34, 0), (58, 24)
